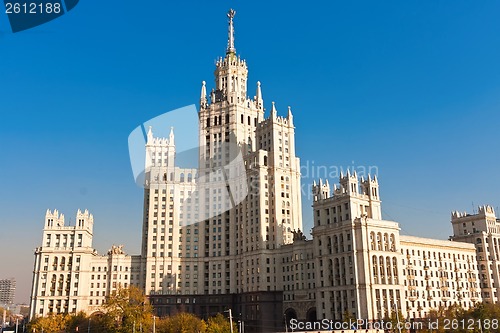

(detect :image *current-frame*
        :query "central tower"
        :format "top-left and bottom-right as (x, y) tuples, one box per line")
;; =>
(142, 8), (303, 300)
(196, 9), (303, 295)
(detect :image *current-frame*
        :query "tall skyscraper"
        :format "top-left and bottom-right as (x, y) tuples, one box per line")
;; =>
(141, 9), (302, 300)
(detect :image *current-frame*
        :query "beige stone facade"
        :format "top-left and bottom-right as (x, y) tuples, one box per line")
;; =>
(29, 9), (500, 332)
(29, 209), (141, 318)
(450, 206), (500, 303)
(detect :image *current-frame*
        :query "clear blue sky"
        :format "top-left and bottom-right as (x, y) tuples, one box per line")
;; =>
(1, 1), (499, 304)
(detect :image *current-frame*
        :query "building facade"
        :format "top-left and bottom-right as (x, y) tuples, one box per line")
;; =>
(0, 278), (16, 305)
(29, 8), (499, 333)
(29, 209), (141, 319)
(450, 205), (500, 303)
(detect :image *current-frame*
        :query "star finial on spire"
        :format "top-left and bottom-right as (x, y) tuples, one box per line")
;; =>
(227, 9), (236, 55)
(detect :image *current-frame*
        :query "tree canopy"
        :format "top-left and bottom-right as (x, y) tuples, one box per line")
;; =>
(28, 286), (237, 333)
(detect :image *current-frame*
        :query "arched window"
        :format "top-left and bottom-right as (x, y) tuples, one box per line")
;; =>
(379, 256), (385, 284)
(386, 257), (392, 283)
(373, 256), (379, 283)
(180, 173), (185, 182)
(392, 257), (398, 283)
(206, 118), (210, 128)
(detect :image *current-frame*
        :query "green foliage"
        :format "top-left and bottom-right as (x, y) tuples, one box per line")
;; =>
(97, 285), (153, 333)
(342, 310), (356, 322)
(28, 313), (69, 333)
(0, 307), (12, 317)
(27, 286), (153, 333)
(384, 308), (405, 333)
(420, 302), (500, 333)
(156, 312), (236, 333)
(206, 313), (237, 333)
(157, 312), (207, 333)
(27, 288), (237, 333)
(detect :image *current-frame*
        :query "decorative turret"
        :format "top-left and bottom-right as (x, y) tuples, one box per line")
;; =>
(270, 101), (277, 118)
(255, 81), (263, 110)
(169, 127), (175, 146)
(312, 178), (330, 201)
(147, 126), (153, 144)
(360, 173), (379, 200)
(287, 106), (293, 126)
(340, 169), (359, 195)
(478, 205), (496, 217)
(145, 126), (176, 174)
(200, 81), (207, 108)
(76, 209), (94, 232)
(45, 209), (65, 228)
(212, 9), (248, 106)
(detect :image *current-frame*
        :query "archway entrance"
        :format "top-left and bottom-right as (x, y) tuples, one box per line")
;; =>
(284, 308), (297, 325)
(306, 307), (317, 321)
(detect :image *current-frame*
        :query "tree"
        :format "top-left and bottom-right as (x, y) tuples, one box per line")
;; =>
(420, 302), (500, 333)
(65, 311), (88, 332)
(206, 313), (237, 333)
(28, 313), (69, 333)
(101, 285), (153, 333)
(157, 312), (206, 333)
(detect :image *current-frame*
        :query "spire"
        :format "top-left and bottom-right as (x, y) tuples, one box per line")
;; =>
(200, 81), (207, 107)
(169, 127), (175, 145)
(271, 101), (277, 118)
(287, 106), (293, 126)
(226, 9), (236, 55)
(256, 81), (262, 106)
(256, 81), (262, 100)
(147, 126), (153, 143)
